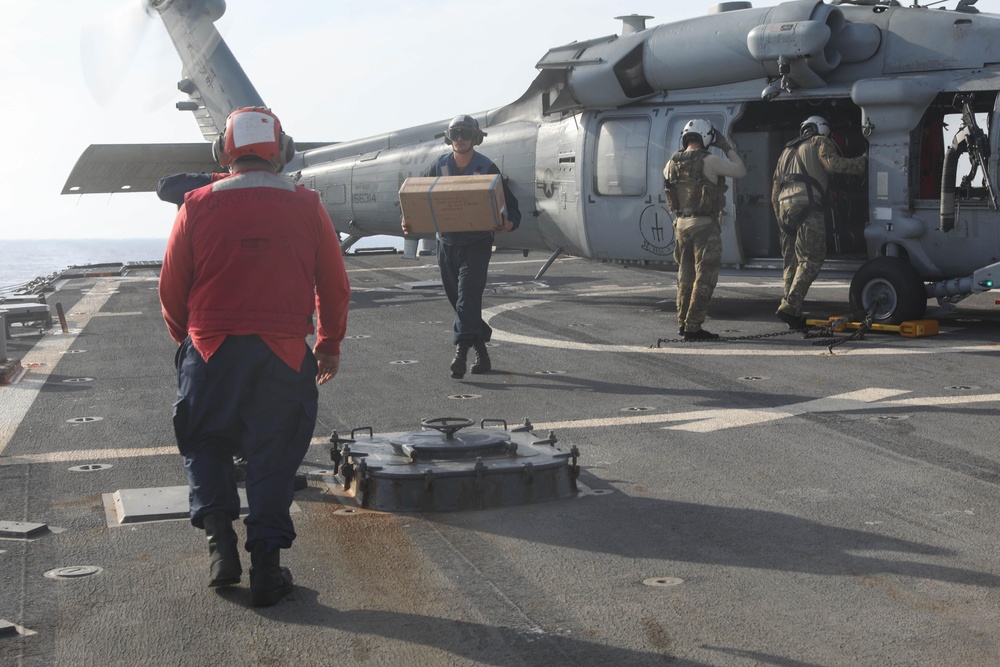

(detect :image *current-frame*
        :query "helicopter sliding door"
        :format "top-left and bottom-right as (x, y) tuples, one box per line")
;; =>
(581, 110), (668, 263)
(580, 106), (738, 266)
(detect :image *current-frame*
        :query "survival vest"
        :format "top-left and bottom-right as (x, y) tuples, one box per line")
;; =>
(774, 135), (830, 233)
(774, 135), (827, 210)
(664, 149), (728, 218)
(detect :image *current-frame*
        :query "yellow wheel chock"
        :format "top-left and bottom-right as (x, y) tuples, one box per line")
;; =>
(804, 318), (938, 338)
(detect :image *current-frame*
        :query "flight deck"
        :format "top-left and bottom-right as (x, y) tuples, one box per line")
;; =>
(2, 250), (999, 666)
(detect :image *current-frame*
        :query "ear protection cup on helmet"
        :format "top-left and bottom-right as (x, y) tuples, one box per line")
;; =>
(213, 132), (232, 168)
(271, 130), (295, 173)
(278, 133), (295, 168)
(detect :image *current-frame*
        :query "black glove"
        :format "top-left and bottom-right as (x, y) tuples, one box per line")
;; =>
(713, 134), (733, 153)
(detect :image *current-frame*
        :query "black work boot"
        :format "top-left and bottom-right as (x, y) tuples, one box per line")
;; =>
(470, 341), (492, 374)
(450, 342), (471, 379)
(249, 543), (293, 607)
(683, 328), (720, 341)
(203, 511), (241, 588)
(775, 307), (807, 330)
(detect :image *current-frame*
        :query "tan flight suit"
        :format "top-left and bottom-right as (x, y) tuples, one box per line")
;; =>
(664, 146), (747, 333)
(772, 135), (867, 317)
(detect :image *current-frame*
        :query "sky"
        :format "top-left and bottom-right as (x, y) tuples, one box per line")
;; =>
(0, 0), (703, 241)
(0, 0), (992, 241)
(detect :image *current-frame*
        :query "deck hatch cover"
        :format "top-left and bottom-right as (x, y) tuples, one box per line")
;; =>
(327, 417), (580, 512)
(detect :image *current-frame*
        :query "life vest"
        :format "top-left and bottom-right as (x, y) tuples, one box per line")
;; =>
(664, 149), (728, 218)
(775, 135), (829, 210)
(773, 134), (831, 234)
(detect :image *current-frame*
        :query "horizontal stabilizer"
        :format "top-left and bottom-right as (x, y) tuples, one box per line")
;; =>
(62, 143), (220, 195)
(62, 142), (334, 195)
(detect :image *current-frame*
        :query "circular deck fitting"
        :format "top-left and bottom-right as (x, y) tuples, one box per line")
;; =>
(66, 416), (103, 424)
(68, 463), (113, 472)
(62, 350), (87, 354)
(447, 394), (481, 400)
(873, 414), (910, 421)
(419, 321), (444, 325)
(568, 323), (591, 327)
(45, 566), (103, 580)
(620, 406), (654, 412)
(334, 508), (360, 516)
(345, 335), (371, 339)
(61, 377), (94, 384)
(738, 376), (768, 381)
(584, 489), (614, 496)
(643, 577), (684, 588)
(533, 370), (566, 375)
(946, 385), (978, 391)
(390, 360), (419, 365)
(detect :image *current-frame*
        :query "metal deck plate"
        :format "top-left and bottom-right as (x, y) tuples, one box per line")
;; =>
(108, 486), (250, 524)
(0, 521), (48, 539)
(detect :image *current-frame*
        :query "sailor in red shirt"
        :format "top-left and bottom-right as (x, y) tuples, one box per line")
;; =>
(159, 107), (350, 607)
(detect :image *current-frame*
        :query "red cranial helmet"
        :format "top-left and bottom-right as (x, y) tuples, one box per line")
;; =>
(213, 107), (294, 170)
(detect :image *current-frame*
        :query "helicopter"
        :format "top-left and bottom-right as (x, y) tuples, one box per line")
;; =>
(62, 0), (1000, 325)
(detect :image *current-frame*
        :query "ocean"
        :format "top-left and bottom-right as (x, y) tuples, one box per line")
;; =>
(0, 238), (168, 295)
(0, 236), (402, 296)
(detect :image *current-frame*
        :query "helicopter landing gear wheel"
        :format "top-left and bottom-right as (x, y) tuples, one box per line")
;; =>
(849, 256), (927, 325)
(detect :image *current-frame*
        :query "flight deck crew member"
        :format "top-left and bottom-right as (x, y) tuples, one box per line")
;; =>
(663, 119), (746, 341)
(401, 114), (520, 378)
(772, 115), (867, 329)
(159, 107), (350, 607)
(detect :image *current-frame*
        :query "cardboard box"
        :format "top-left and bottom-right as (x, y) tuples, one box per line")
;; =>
(399, 174), (507, 234)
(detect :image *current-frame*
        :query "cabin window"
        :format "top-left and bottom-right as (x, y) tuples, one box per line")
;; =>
(914, 93), (996, 204)
(594, 117), (650, 197)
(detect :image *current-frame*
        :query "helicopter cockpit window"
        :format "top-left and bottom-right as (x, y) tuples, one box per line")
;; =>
(594, 117), (650, 197)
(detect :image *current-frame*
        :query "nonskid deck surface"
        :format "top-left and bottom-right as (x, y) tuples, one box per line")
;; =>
(2, 251), (1000, 666)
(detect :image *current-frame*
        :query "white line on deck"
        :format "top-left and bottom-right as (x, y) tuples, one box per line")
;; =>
(484, 299), (1000, 357)
(0, 281), (122, 457)
(533, 388), (1000, 433)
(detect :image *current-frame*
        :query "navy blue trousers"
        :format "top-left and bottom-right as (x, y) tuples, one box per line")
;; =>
(438, 236), (493, 344)
(172, 335), (318, 551)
